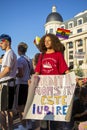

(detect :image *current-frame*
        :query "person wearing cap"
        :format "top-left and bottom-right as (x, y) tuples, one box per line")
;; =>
(0, 34), (17, 130)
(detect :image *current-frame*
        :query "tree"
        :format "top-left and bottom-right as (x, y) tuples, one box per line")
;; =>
(75, 65), (84, 77)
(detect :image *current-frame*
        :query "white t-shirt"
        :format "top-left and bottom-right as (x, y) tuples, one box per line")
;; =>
(16, 55), (31, 85)
(0, 49), (17, 83)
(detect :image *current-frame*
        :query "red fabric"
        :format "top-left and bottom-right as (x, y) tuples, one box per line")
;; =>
(35, 52), (68, 75)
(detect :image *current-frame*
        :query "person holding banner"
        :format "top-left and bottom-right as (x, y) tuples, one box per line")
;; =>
(30, 53), (42, 130)
(35, 33), (69, 75)
(0, 34), (17, 130)
(35, 33), (69, 130)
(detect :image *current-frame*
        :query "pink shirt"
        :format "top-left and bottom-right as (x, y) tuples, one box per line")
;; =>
(35, 52), (68, 75)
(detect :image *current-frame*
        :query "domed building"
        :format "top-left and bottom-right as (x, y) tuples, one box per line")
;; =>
(46, 6), (63, 23)
(44, 6), (87, 78)
(44, 6), (63, 34)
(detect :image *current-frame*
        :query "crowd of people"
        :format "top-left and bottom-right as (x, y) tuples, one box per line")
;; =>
(0, 33), (87, 130)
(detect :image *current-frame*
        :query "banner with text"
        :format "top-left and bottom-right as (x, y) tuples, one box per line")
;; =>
(23, 72), (76, 121)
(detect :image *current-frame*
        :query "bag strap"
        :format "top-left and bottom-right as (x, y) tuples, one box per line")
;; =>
(21, 56), (34, 75)
(40, 53), (44, 74)
(21, 56), (30, 70)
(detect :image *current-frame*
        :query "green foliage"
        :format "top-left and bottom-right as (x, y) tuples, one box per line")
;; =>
(75, 65), (84, 77)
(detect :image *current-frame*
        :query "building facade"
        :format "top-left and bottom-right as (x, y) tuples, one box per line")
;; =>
(44, 6), (87, 77)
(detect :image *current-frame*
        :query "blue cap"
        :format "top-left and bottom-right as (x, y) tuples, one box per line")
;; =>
(0, 34), (11, 43)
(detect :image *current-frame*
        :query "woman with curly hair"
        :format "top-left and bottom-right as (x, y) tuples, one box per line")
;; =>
(38, 33), (65, 53)
(35, 33), (69, 75)
(35, 33), (69, 130)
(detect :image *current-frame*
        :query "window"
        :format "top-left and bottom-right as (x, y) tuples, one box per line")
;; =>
(78, 19), (82, 25)
(78, 49), (83, 52)
(69, 51), (73, 59)
(70, 31), (73, 35)
(69, 23), (73, 28)
(68, 21), (74, 28)
(61, 25), (65, 28)
(49, 28), (53, 33)
(69, 55), (73, 59)
(69, 51), (73, 54)
(77, 18), (83, 26)
(79, 60), (83, 65)
(78, 39), (83, 47)
(69, 42), (73, 48)
(61, 26), (64, 28)
(69, 62), (73, 69)
(77, 29), (82, 33)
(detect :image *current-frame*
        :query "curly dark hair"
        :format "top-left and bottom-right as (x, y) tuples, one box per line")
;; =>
(38, 33), (65, 53)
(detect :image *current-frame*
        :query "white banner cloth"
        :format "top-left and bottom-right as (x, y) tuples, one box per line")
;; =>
(23, 72), (76, 121)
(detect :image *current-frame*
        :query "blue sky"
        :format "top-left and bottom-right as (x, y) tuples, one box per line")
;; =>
(0, 0), (87, 58)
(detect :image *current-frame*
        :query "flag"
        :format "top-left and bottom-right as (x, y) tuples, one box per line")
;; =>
(56, 28), (71, 39)
(33, 36), (40, 45)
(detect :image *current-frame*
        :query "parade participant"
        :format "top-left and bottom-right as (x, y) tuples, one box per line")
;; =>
(71, 87), (87, 130)
(32, 53), (40, 70)
(0, 54), (4, 72)
(16, 42), (33, 130)
(0, 34), (17, 130)
(32, 53), (41, 130)
(72, 87), (87, 121)
(35, 33), (69, 130)
(35, 33), (69, 75)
